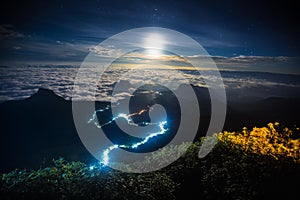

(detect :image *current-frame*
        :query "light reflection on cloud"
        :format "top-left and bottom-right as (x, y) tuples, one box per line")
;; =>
(1, 64), (300, 103)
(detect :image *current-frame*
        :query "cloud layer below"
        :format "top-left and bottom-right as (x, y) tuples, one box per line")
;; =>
(1, 65), (300, 103)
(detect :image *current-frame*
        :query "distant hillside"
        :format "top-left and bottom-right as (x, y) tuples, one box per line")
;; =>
(0, 88), (97, 172)
(0, 87), (299, 172)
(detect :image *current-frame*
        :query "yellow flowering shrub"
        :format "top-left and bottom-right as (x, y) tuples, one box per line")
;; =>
(218, 122), (300, 163)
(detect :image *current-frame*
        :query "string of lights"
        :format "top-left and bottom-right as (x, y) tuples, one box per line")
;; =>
(88, 107), (168, 167)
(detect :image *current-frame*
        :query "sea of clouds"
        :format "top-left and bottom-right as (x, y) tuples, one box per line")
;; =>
(1, 66), (300, 103)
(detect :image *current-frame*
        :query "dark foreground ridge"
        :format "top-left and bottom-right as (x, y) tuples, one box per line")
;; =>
(0, 87), (299, 172)
(0, 88), (300, 199)
(1, 136), (300, 200)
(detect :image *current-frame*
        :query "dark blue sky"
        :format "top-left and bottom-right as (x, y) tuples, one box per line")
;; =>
(0, 0), (299, 73)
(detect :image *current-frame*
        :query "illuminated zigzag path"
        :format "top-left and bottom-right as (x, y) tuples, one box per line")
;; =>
(88, 106), (168, 166)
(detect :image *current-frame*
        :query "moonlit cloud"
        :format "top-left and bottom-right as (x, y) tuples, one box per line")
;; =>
(184, 55), (300, 74)
(88, 45), (123, 57)
(1, 65), (300, 103)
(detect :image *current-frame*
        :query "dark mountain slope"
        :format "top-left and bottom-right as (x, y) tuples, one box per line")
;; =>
(0, 87), (299, 172)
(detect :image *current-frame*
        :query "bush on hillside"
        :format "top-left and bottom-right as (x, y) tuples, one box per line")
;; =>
(1, 123), (300, 199)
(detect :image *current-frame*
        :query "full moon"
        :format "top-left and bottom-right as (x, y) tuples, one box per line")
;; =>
(143, 33), (165, 58)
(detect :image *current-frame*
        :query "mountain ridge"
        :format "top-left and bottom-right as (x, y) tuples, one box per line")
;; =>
(0, 87), (299, 172)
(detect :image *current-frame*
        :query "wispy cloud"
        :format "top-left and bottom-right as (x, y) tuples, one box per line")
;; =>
(88, 45), (123, 57)
(1, 25), (299, 75)
(184, 55), (300, 74)
(0, 24), (24, 39)
(0, 36), (93, 64)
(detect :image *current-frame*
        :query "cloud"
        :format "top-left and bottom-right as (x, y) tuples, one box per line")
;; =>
(111, 53), (300, 74)
(0, 37), (93, 63)
(1, 65), (300, 103)
(13, 46), (22, 50)
(183, 55), (300, 74)
(186, 55), (299, 63)
(225, 55), (298, 63)
(88, 45), (122, 57)
(0, 24), (24, 39)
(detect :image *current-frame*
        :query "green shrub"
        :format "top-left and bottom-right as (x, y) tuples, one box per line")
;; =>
(1, 123), (300, 200)
(1, 158), (176, 200)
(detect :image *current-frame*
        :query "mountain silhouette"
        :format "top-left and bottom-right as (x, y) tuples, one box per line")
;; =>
(27, 88), (64, 102)
(0, 87), (299, 172)
(0, 88), (96, 172)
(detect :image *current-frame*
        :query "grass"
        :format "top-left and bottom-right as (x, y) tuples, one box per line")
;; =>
(1, 122), (300, 199)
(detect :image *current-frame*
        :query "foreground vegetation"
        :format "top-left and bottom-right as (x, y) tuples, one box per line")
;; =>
(1, 123), (300, 199)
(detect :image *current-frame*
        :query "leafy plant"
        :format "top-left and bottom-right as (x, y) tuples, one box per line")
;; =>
(1, 123), (300, 200)
(1, 158), (176, 200)
(219, 122), (300, 163)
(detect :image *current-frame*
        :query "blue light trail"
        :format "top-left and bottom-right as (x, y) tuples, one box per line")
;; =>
(88, 107), (168, 166)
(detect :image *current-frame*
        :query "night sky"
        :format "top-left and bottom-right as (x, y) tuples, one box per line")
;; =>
(0, 0), (299, 73)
